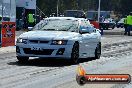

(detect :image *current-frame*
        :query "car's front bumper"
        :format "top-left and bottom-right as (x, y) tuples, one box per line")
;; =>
(16, 43), (73, 59)
(116, 23), (124, 28)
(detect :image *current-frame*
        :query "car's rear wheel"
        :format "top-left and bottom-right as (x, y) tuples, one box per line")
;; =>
(94, 42), (101, 59)
(17, 56), (29, 63)
(76, 75), (86, 85)
(71, 43), (79, 64)
(121, 26), (123, 28)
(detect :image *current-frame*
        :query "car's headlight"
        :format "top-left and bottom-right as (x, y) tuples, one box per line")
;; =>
(17, 38), (28, 44)
(51, 40), (68, 45)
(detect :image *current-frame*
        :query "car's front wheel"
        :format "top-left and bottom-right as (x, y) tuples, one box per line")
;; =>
(94, 42), (101, 59)
(116, 26), (119, 28)
(71, 42), (79, 64)
(17, 56), (29, 63)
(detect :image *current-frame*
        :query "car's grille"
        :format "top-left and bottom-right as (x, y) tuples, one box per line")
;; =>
(23, 48), (54, 55)
(29, 40), (49, 44)
(40, 41), (49, 43)
(30, 40), (38, 43)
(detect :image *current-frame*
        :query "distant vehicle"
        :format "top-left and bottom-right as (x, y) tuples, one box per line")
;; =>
(16, 17), (101, 64)
(64, 10), (86, 18)
(100, 18), (116, 30)
(116, 18), (125, 28)
(87, 11), (110, 21)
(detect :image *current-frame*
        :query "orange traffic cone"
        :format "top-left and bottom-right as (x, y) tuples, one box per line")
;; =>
(77, 65), (86, 76)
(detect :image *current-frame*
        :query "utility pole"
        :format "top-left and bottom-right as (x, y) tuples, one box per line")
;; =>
(57, 0), (59, 17)
(2, 0), (3, 21)
(76, 0), (79, 10)
(98, 0), (101, 22)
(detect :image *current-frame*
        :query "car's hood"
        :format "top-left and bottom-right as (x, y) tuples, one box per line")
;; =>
(19, 31), (79, 40)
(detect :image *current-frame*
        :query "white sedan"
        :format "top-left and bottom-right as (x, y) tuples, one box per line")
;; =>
(16, 17), (101, 63)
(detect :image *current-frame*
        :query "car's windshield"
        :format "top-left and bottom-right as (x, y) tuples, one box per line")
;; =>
(36, 19), (79, 32)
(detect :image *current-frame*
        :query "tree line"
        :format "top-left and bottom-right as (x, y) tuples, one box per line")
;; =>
(37, 0), (132, 17)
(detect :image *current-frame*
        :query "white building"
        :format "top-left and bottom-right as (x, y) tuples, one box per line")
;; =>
(16, 0), (36, 9)
(0, 0), (16, 22)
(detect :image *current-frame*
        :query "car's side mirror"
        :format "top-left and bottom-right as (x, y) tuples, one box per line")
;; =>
(96, 29), (101, 33)
(79, 29), (89, 34)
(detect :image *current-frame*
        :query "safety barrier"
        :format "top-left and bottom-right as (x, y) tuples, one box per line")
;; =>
(0, 23), (1, 47)
(1, 22), (16, 47)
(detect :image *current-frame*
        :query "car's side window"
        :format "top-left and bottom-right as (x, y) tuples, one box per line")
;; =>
(79, 20), (97, 34)
(80, 20), (86, 28)
(79, 21), (88, 33)
(85, 20), (95, 34)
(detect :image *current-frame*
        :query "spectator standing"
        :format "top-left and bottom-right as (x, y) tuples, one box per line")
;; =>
(124, 15), (128, 35)
(126, 12), (132, 36)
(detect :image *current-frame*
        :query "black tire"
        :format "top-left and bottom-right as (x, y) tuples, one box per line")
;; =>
(117, 26), (119, 28)
(112, 26), (115, 29)
(94, 42), (101, 59)
(76, 75), (86, 85)
(16, 27), (20, 31)
(17, 56), (29, 63)
(128, 32), (130, 36)
(71, 43), (79, 64)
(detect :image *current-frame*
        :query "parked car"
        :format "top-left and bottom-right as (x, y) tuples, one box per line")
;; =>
(16, 17), (101, 64)
(116, 18), (125, 28)
(100, 18), (116, 30)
